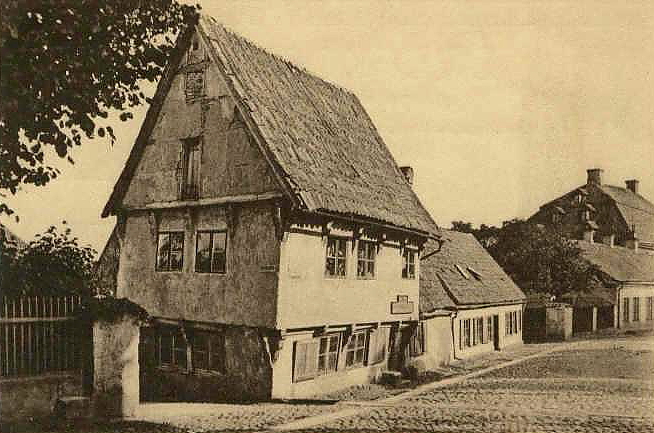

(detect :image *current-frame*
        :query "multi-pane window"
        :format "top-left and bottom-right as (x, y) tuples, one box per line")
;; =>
(156, 232), (184, 272)
(326, 237), (347, 277)
(345, 331), (369, 368)
(409, 322), (425, 357)
(357, 240), (376, 279)
(633, 297), (640, 322)
(647, 297), (653, 321)
(475, 317), (484, 345)
(505, 311), (519, 336)
(623, 297), (630, 323)
(461, 319), (471, 348)
(293, 333), (340, 382)
(402, 249), (416, 279)
(190, 330), (225, 373)
(486, 316), (494, 344)
(318, 334), (340, 375)
(155, 326), (187, 368)
(180, 137), (201, 199)
(195, 230), (227, 274)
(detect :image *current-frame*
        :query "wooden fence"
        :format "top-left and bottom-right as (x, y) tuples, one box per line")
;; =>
(0, 295), (85, 378)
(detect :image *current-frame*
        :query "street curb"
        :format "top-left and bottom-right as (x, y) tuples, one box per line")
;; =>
(267, 342), (583, 432)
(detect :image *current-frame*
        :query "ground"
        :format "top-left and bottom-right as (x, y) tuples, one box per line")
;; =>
(3, 334), (653, 433)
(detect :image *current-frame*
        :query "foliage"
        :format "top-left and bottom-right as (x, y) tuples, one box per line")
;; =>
(451, 219), (600, 298)
(80, 296), (149, 324)
(0, 222), (97, 296)
(0, 0), (199, 216)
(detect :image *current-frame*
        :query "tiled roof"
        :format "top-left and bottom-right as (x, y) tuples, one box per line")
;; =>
(198, 17), (438, 235)
(600, 185), (654, 242)
(420, 230), (526, 313)
(576, 240), (654, 283)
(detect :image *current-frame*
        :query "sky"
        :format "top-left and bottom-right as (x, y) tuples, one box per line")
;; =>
(3, 0), (653, 254)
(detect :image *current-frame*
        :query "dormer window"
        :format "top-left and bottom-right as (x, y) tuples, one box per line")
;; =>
(455, 264), (470, 280)
(467, 266), (482, 281)
(180, 137), (201, 200)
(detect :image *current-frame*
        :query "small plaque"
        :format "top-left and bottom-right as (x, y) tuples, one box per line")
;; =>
(391, 295), (414, 314)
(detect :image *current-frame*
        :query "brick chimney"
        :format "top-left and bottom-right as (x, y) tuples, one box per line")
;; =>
(400, 166), (414, 186)
(586, 168), (603, 185)
(625, 179), (639, 194)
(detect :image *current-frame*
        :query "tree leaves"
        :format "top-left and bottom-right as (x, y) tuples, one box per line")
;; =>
(0, 0), (200, 215)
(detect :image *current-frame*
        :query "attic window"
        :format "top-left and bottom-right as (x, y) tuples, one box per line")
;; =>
(185, 70), (205, 101)
(467, 266), (482, 281)
(455, 264), (470, 280)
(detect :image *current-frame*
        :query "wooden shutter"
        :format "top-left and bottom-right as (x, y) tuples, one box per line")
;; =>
(371, 327), (388, 364)
(294, 340), (318, 382)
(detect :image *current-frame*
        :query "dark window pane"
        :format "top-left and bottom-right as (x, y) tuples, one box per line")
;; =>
(328, 353), (338, 371)
(326, 258), (336, 276)
(346, 350), (354, 366)
(160, 333), (172, 364)
(318, 355), (326, 372)
(156, 233), (170, 271)
(170, 250), (184, 271)
(212, 251), (226, 273)
(329, 335), (339, 352)
(196, 232), (212, 272)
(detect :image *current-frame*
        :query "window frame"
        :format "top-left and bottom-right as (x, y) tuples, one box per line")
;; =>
(345, 330), (369, 369)
(486, 316), (493, 344)
(325, 236), (348, 278)
(462, 319), (471, 348)
(356, 240), (377, 279)
(402, 248), (417, 279)
(156, 231), (185, 272)
(180, 137), (202, 199)
(195, 230), (228, 274)
(409, 322), (426, 357)
(154, 325), (187, 370)
(189, 329), (226, 374)
(623, 297), (630, 323)
(318, 333), (341, 375)
(633, 297), (640, 322)
(647, 297), (653, 321)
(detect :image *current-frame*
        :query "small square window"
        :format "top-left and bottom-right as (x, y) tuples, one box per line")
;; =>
(195, 231), (227, 274)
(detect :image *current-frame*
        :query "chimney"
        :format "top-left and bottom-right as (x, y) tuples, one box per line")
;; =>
(586, 168), (603, 185)
(602, 234), (615, 248)
(625, 179), (639, 194)
(400, 166), (414, 186)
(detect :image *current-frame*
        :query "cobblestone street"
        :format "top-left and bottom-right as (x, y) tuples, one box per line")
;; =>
(130, 334), (654, 433)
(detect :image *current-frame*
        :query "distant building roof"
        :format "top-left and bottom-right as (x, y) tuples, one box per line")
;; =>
(0, 225), (27, 249)
(599, 185), (654, 242)
(103, 16), (439, 236)
(576, 240), (654, 283)
(420, 230), (526, 314)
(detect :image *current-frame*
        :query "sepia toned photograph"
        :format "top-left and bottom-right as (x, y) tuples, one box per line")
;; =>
(1, 1), (653, 432)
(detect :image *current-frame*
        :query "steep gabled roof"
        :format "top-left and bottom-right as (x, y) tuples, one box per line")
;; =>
(104, 16), (438, 236)
(599, 185), (654, 241)
(420, 230), (526, 314)
(576, 240), (654, 283)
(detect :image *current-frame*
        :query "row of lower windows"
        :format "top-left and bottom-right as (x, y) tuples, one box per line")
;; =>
(326, 236), (416, 280)
(293, 324), (425, 383)
(623, 296), (653, 322)
(460, 316), (493, 350)
(143, 325), (226, 374)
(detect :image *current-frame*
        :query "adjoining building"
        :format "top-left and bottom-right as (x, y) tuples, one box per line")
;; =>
(99, 15), (439, 406)
(419, 230), (526, 368)
(530, 168), (654, 333)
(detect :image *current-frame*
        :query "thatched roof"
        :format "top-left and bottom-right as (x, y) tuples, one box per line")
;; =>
(103, 16), (438, 236)
(420, 230), (526, 314)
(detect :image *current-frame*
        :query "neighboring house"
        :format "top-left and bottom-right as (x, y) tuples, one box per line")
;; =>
(530, 167), (654, 333)
(564, 241), (654, 332)
(100, 16), (439, 402)
(530, 168), (654, 249)
(0, 225), (27, 250)
(419, 230), (526, 367)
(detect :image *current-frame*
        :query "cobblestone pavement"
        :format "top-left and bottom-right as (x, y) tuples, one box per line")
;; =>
(296, 336), (654, 433)
(132, 335), (654, 433)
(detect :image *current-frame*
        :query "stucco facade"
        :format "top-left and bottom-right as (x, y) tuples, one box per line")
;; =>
(453, 305), (523, 360)
(618, 283), (654, 330)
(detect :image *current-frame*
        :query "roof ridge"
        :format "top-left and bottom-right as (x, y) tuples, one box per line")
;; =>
(201, 15), (358, 98)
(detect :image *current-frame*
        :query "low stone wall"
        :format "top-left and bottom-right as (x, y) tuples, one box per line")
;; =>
(0, 373), (83, 421)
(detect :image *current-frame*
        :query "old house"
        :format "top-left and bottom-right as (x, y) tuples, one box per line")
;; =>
(418, 230), (526, 368)
(530, 168), (654, 333)
(530, 168), (654, 249)
(565, 241), (654, 332)
(99, 16), (439, 406)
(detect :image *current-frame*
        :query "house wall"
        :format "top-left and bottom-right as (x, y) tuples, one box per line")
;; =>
(270, 327), (391, 399)
(618, 283), (654, 329)
(121, 31), (279, 209)
(454, 304), (523, 360)
(422, 316), (454, 369)
(116, 203), (280, 328)
(276, 228), (420, 329)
